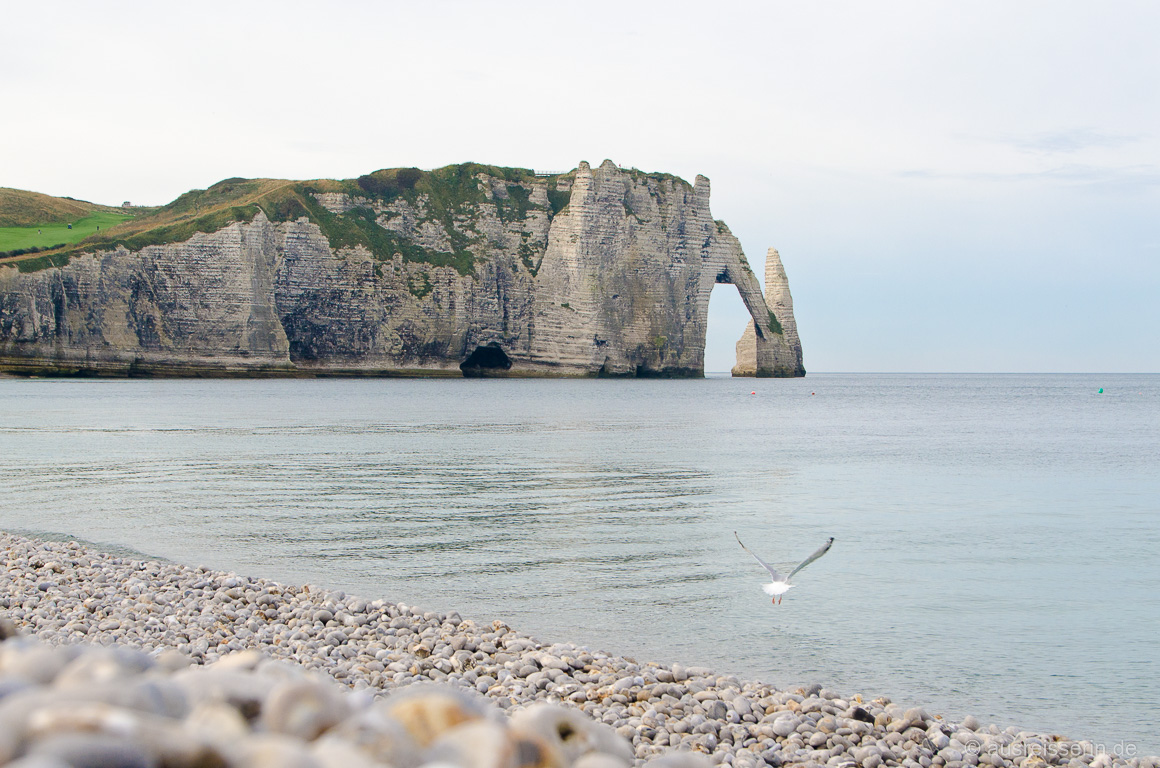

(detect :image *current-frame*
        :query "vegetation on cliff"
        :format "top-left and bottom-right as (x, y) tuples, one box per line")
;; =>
(0, 188), (140, 262)
(0, 187), (137, 228)
(0, 162), (804, 379)
(0, 165), (576, 276)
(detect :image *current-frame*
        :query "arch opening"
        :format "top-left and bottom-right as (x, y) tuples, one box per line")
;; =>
(460, 343), (512, 377)
(705, 282), (753, 376)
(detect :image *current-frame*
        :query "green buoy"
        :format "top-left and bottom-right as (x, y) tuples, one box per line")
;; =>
(1098, 388), (1104, 393)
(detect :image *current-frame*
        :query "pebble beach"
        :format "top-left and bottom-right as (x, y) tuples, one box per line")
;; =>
(1, 531), (1154, 768)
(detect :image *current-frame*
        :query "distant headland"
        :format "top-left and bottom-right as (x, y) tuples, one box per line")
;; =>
(0, 162), (803, 378)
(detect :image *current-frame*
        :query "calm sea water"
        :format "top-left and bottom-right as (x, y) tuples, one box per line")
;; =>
(1, 374), (1157, 753)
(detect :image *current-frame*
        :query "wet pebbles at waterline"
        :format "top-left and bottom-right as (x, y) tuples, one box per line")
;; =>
(1, 532), (1154, 768)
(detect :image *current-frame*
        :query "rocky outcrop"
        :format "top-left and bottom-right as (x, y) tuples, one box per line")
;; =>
(528, 161), (791, 376)
(732, 247), (805, 377)
(0, 162), (803, 378)
(0, 223), (291, 375)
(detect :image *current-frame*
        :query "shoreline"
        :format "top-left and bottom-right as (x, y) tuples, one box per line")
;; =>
(2, 531), (1154, 767)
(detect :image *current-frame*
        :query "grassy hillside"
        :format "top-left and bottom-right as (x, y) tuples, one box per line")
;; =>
(0, 210), (136, 253)
(0, 187), (148, 262)
(0, 164), (574, 274)
(0, 187), (107, 227)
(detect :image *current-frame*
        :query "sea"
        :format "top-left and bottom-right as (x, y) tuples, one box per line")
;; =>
(1, 373), (1157, 754)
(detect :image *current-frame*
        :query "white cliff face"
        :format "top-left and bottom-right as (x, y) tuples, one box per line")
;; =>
(0, 163), (803, 377)
(763, 247), (803, 369)
(731, 246), (805, 377)
(529, 161), (797, 376)
(733, 325), (758, 377)
(0, 218), (291, 375)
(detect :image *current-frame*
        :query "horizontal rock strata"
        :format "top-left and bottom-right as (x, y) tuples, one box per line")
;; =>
(0, 163), (803, 378)
(732, 248), (803, 377)
(4, 532), (1148, 768)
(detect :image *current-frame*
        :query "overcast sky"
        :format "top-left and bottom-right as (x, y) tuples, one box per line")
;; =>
(5, 1), (1157, 372)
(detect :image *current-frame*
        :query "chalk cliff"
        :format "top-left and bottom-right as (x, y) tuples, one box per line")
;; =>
(0, 162), (803, 377)
(732, 247), (805, 377)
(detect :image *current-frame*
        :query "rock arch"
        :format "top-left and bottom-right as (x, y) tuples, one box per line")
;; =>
(0, 161), (804, 378)
(529, 161), (802, 377)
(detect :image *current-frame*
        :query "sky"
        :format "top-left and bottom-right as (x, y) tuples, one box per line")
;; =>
(4, 1), (1158, 372)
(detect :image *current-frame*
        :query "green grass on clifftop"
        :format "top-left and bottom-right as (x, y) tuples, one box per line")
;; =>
(0, 165), (579, 274)
(0, 210), (137, 254)
(0, 187), (109, 228)
(0, 187), (140, 256)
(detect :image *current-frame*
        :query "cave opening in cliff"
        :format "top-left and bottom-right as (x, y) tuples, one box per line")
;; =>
(460, 344), (512, 377)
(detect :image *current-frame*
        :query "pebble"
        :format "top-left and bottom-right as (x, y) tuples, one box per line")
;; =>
(1, 532), (1153, 768)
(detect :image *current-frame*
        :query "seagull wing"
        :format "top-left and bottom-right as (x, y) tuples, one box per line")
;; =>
(787, 537), (834, 581)
(735, 531), (785, 581)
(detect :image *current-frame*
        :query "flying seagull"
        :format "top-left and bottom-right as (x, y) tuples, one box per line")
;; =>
(735, 531), (834, 605)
